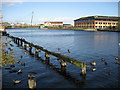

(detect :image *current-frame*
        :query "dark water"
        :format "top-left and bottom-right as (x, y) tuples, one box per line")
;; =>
(3, 29), (120, 88)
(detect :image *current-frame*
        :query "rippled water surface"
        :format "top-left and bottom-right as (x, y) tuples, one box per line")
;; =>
(3, 29), (120, 88)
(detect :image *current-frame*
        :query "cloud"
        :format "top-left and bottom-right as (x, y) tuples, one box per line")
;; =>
(2, 0), (24, 6)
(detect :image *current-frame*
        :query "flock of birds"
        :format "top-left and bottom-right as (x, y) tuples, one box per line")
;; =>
(3, 38), (120, 89)
(89, 56), (120, 75)
(4, 40), (37, 89)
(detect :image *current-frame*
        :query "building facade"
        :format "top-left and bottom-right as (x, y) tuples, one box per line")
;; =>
(63, 24), (73, 27)
(44, 22), (63, 27)
(74, 16), (118, 29)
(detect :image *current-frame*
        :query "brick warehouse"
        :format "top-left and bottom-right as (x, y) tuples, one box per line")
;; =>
(74, 16), (119, 29)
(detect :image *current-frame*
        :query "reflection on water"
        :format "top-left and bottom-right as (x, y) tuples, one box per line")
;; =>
(5, 29), (119, 88)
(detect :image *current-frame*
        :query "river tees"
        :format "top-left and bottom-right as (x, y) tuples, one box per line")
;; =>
(3, 29), (120, 88)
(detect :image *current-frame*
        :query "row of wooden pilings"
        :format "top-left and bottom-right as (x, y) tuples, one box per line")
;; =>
(6, 33), (87, 76)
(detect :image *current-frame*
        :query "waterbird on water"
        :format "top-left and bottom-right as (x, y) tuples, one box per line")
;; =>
(27, 72), (37, 74)
(57, 48), (61, 51)
(91, 68), (96, 71)
(20, 55), (23, 59)
(13, 80), (21, 84)
(4, 67), (11, 70)
(21, 63), (26, 66)
(18, 69), (22, 74)
(106, 71), (112, 75)
(9, 70), (18, 73)
(10, 65), (15, 68)
(90, 61), (96, 66)
(24, 52), (29, 55)
(67, 49), (71, 53)
(101, 58), (105, 62)
(10, 44), (14, 47)
(115, 62), (120, 64)
(104, 61), (108, 65)
(17, 61), (20, 64)
(115, 57), (119, 60)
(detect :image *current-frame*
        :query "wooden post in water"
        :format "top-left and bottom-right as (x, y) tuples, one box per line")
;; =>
(29, 44), (32, 54)
(45, 53), (50, 63)
(16, 38), (18, 44)
(13, 37), (16, 43)
(60, 59), (67, 73)
(81, 62), (86, 75)
(18, 38), (20, 46)
(24, 42), (27, 50)
(20, 39), (23, 46)
(60, 60), (67, 67)
(35, 48), (39, 57)
(15, 38), (17, 44)
(28, 75), (36, 89)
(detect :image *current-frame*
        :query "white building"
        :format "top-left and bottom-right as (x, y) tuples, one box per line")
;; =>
(44, 22), (63, 27)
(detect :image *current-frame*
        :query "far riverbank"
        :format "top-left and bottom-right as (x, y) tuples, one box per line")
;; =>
(7, 27), (120, 32)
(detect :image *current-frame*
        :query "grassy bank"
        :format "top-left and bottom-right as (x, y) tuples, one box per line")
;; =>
(0, 36), (17, 68)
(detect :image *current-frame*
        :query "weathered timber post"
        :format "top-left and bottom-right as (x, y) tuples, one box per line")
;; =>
(61, 66), (66, 74)
(29, 44), (32, 54)
(80, 62), (86, 75)
(20, 39), (23, 46)
(28, 75), (36, 89)
(35, 48), (39, 57)
(18, 38), (20, 46)
(24, 43), (27, 50)
(15, 38), (17, 43)
(60, 60), (67, 67)
(60, 59), (67, 74)
(16, 38), (18, 44)
(13, 37), (16, 42)
(45, 53), (50, 63)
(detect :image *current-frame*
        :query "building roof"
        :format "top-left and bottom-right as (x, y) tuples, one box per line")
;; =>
(74, 15), (119, 21)
(44, 22), (63, 24)
(63, 24), (72, 25)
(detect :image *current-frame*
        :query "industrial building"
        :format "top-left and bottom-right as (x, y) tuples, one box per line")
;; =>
(74, 16), (118, 29)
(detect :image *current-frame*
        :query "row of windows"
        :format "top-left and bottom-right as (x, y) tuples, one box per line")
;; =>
(76, 25), (94, 26)
(95, 22), (116, 24)
(75, 22), (117, 25)
(95, 26), (116, 28)
(77, 26), (94, 28)
(76, 23), (94, 25)
(75, 19), (118, 22)
(78, 26), (116, 28)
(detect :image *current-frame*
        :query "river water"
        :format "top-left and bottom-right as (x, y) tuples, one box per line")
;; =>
(3, 29), (120, 88)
